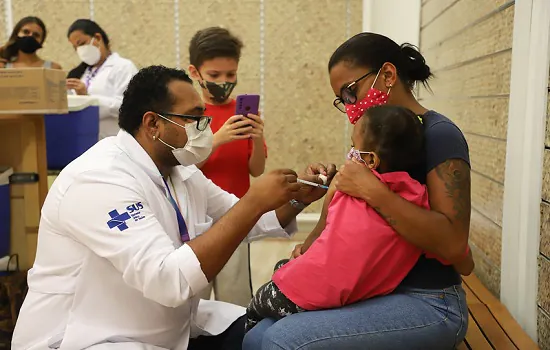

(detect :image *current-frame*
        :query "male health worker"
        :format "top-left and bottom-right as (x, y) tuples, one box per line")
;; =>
(12, 66), (335, 350)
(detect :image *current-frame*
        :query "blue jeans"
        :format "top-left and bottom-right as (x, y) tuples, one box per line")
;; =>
(243, 285), (467, 350)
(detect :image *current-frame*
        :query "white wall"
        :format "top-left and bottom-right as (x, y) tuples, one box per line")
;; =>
(501, 0), (550, 340)
(362, 0), (421, 46)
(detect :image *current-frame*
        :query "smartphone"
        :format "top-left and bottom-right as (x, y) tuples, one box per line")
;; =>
(235, 94), (260, 117)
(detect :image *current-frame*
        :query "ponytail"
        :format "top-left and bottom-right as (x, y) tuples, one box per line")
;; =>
(329, 33), (433, 90)
(399, 43), (433, 88)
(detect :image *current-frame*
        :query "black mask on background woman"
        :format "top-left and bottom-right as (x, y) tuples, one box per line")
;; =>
(16, 36), (42, 54)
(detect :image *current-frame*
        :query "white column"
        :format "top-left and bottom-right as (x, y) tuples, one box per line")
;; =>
(501, 0), (550, 341)
(4, 0), (13, 42)
(362, 0), (421, 46)
(89, 0), (94, 20)
(173, 0), (180, 68)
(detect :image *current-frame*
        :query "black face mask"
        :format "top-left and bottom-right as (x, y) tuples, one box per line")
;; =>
(16, 36), (42, 54)
(199, 78), (237, 104)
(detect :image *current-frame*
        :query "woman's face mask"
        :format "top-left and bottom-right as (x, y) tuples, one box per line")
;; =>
(155, 114), (213, 166)
(344, 69), (392, 125)
(16, 36), (42, 54)
(77, 37), (101, 66)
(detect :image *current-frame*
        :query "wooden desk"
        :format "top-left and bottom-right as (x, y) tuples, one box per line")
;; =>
(0, 114), (48, 269)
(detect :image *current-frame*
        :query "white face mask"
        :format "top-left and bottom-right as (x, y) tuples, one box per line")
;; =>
(156, 114), (213, 166)
(77, 37), (101, 66)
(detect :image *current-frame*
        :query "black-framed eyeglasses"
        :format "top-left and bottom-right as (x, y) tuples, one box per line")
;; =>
(333, 70), (376, 113)
(159, 112), (212, 131)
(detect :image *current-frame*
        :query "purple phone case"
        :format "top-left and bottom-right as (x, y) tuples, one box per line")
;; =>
(235, 94), (260, 116)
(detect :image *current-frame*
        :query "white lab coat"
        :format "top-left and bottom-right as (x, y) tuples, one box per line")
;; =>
(12, 130), (296, 350)
(83, 52), (138, 139)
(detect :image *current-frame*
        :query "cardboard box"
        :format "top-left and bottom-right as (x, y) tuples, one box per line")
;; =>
(0, 68), (68, 114)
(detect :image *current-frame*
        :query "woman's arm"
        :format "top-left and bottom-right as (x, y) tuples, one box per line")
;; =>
(335, 158), (471, 264)
(453, 248), (474, 275)
(249, 137), (266, 177)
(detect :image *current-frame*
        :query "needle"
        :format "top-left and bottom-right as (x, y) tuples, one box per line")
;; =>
(297, 179), (329, 190)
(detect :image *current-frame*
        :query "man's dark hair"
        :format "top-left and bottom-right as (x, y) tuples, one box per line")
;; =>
(119, 65), (192, 135)
(189, 27), (243, 68)
(361, 105), (425, 173)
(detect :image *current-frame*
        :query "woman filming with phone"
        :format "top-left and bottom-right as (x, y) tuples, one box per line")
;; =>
(188, 27), (267, 307)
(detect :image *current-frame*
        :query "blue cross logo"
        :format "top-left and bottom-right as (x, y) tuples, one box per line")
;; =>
(107, 209), (132, 231)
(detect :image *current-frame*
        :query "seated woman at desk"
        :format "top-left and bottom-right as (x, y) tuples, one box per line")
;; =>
(0, 16), (62, 69)
(66, 19), (138, 139)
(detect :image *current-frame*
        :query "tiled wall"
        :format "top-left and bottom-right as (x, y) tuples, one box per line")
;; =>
(539, 79), (550, 349)
(421, 0), (550, 347)
(1, 0), (362, 213)
(419, 0), (515, 297)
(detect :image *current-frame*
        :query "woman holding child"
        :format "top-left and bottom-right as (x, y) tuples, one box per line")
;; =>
(243, 32), (473, 349)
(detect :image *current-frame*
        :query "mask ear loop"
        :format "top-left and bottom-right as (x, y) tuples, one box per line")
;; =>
(197, 72), (207, 89)
(370, 152), (381, 169)
(356, 151), (381, 169)
(372, 67), (393, 96)
(154, 114), (185, 150)
(370, 69), (383, 89)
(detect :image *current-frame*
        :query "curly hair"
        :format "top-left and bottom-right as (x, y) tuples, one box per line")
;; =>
(118, 65), (193, 136)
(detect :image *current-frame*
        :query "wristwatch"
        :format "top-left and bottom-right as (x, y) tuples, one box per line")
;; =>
(289, 199), (308, 210)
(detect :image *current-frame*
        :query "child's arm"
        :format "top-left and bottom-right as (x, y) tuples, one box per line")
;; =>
(248, 136), (266, 177)
(291, 181), (337, 258)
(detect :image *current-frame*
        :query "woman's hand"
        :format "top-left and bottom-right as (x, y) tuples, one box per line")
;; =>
(66, 78), (87, 95)
(334, 159), (385, 201)
(213, 115), (252, 147)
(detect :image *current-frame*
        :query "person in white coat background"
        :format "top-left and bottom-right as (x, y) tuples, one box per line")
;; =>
(12, 65), (335, 350)
(66, 19), (138, 139)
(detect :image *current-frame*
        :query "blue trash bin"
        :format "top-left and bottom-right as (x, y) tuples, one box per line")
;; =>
(0, 167), (13, 258)
(45, 96), (100, 170)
